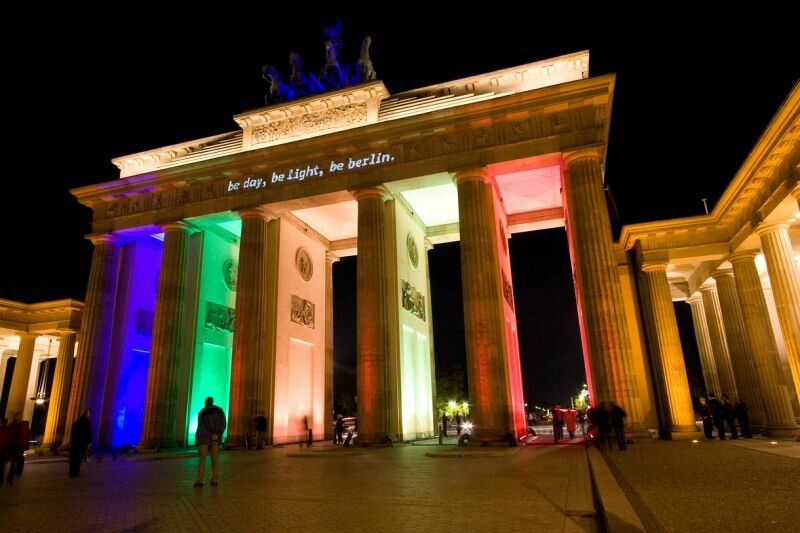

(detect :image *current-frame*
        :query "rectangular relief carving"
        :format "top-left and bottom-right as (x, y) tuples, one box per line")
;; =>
(205, 301), (235, 333)
(401, 279), (426, 321)
(291, 295), (315, 328)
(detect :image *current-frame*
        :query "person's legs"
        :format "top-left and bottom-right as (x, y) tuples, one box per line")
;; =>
(195, 444), (208, 485)
(69, 451), (82, 478)
(209, 442), (220, 484)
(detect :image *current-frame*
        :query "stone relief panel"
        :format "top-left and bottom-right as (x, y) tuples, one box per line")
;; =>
(290, 295), (315, 328)
(401, 279), (426, 321)
(205, 301), (235, 333)
(296, 247), (313, 281)
(502, 271), (514, 311)
(251, 103), (368, 147)
(222, 258), (238, 291)
(406, 233), (419, 269)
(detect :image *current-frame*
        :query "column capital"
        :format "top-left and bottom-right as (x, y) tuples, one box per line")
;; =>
(728, 251), (759, 264)
(640, 262), (669, 273)
(686, 293), (703, 305)
(712, 268), (734, 281)
(424, 237), (434, 252)
(453, 167), (492, 186)
(86, 233), (127, 246)
(14, 331), (38, 340)
(754, 222), (789, 237)
(325, 251), (340, 264)
(237, 206), (276, 221)
(160, 221), (199, 234)
(699, 282), (718, 293)
(56, 328), (78, 336)
(562, 146), (605, 168)
(352, 186), (392, 201)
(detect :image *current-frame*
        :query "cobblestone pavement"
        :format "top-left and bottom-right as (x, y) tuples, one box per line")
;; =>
(601, 437), (800, 532)
(0, 443), (600, 533)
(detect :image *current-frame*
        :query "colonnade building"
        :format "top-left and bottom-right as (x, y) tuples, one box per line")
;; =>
(2, 52), (798, 449)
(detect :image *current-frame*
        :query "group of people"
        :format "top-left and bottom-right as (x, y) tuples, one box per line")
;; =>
(550, 402), (627, 451)
(0, 414), (32, 484)
(550, 406), (585, 442)
(697, 393), (751, 440)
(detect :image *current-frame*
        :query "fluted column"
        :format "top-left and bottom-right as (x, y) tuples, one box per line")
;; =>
(140, 223), (193, 449)
(713, 270), (766, 429)
(356, 187), (392, 444)
(62, 234), (123, 448)
(226, 208), (276, 446)
(639, 265), (698, 434)
(756, 223), (800, 400)
(699, 285), (738, 398)
(41, 330), (77, 450)
(729, 252), (799, 436)
(562, 148), (641, 429)
(324, 251), (338, 440)
(4, 332), (38, 419)
(763, 286), (800, 418)
(686, 294), (721, 396)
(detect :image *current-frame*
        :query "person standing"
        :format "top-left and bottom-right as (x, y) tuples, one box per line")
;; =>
(441, 413), (449, 437)
(69, 410), (92, 478)
(707, 393), (725, 439)
(194, 397), (226, 488)
(609, 401), (627, 451)
(6, 414), (28, 484)
(733, 397), (752, 438)
(698, 396), (714, 439)
(334, 414), (344, 445)
(721, 394), (738, 439)
(552, 405), (564, 443)
(252, 411), (267, 450)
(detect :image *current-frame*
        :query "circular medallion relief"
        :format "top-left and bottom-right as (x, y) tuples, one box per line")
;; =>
(223, 258), (238, 291)
(406, 233), (419, 269)
(296, 247), (313, 281)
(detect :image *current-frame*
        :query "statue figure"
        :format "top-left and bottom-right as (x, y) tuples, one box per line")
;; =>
(354, 35), (376, 83)
(319, 20), (349, 89)
(262, 65), (295, 104)
(289, 51), (324, 96)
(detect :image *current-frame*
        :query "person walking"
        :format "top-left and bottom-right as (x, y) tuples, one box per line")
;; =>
(69, 410), (92, 478)
(252, 411), (267, 450)
(194, 397), (226, 488)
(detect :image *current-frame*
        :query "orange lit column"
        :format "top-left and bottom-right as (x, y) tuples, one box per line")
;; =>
(699, 284), (738, 398)
(713, 270), (766, 429)
(355, 187), (392, 444)
(41, 329), (77, 450)
(729, 252), (799, 437)
(639, 264), (699, 435)
(3, 332), (37, 419)
(455, 168), (524, 443)
(140, 223), (194, 449)
(686, 294), (721, 396)
(324, 251), (338, 440)
(62, 234), (123, 448)
(562, 149), (641, 428)
(756, 223), (800, 400)
(228, 208), (277, 446)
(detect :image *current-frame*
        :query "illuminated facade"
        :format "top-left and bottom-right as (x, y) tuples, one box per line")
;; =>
(12, 54), (792, 448)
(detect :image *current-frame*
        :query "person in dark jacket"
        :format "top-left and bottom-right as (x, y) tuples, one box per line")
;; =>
(733, 397), (752, 438)
(707, 393), (725, 439)
(721, 394), (739, 439)
(609, 402), (627, 451)
(698, 396), (714, 439)
(69, 410), (92, 478)
(194, 397), (226, 487)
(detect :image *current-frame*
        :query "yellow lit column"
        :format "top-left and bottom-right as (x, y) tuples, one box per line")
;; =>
(638, 264), (698, 435)
(355, 187), (392, 444)
(4, 332), (37, 419)
(562, 149), (641, 428)
(686, 294), (721, 396)
(729, 252), (799, 436)
(228, 208), (277, 446)
(140, 223), (194, 449)
(324, 251), (338, 440)
(41, 330), (77, 450)
(62, 234), (123, 448)
(699, 285), (738, 398)
(756, 223), (800, 400)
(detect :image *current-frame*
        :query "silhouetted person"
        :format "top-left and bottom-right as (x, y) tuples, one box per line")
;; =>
(707, 393), (725, 439)
(610, 401), (627, 451)
(441, 413), (449, 437)
(552, 405), (564, 442)
(6, 414), (29, 484)
(721, 394), (738, 439)
(698, 396), (714, 439)
(456, 413), (463, 435)
(733, 397), (752, 438)
(334, 414), (344, 445)
(253, 411), (267, 450)
(194, 397), (226, 487)
(69, 410), (92, 478)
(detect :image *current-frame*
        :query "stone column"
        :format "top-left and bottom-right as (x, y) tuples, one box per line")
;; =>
(729, 252), (799, 436)
(763, 286), (800, 418)
(713, 270), (766, 429)
(3, 332), (37, 419)
(699, 285), (738, 398)
(140, 223), (193, 449)
(562, 148), (641, 430)
(756, 223), (800, 400)
(41, 330), (77, 450)
(62, 234), (123, 448)
(228, 208), (277, 446)
(324, 251), (338, 441)
(686, 294), (721, 396)
(355, 188), (392, 444)
(793, 184), (800, 212)
(638, 264), (698, 434)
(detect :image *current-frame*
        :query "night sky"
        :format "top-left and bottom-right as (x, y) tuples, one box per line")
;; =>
(3, 11), (797, 408)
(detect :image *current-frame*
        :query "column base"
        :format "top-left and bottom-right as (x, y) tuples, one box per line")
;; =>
(665, 425), (703, 440)
(38, 442), (62, 455)
(355, 432), (398, 446)
(137, 438), (182, 451)
(762, 425), (800, 438)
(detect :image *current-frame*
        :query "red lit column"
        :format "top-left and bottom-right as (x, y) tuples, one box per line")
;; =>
(41, 329), (77, 450)
(62, 234), (123, 448)
(3, 332), (37, 419)
(140, 223), (194, 449)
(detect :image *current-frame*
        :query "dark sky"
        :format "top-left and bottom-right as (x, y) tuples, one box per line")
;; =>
(3, 11), (797, 407)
